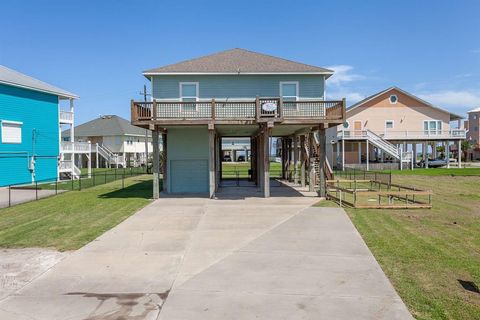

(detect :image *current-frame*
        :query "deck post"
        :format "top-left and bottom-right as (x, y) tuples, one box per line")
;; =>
(293, 135), (299, 184)
(308, 132), (315, 192)
(162, 132), (168, 192)
(208, 124), (215, 198)
(446, 140), (450, 168)
(96, 143), (99, 168)
(152, 128), (160, 199)
(258, 130), (264, 192)
(281, 138), (286, 179)
(318, 127), (326, 197)
(458, 139), (462, 168)
(87, 141), (92, 178)
(300, 135), (306, 188)
(263, 124), (271, 198)
(366, 140), (369, 171)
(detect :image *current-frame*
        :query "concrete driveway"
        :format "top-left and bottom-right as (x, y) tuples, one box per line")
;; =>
(0, 183), (412, 319)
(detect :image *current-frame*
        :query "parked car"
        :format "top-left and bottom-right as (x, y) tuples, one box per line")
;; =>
(419, 158), (447, 168)
(237, 155), (245, 162)
(223, 155), (232, 162)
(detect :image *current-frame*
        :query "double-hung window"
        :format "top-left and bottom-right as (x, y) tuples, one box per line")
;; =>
(423, 120), (442, 135)
(1, 120), (22, 144)
(280, 81), (299, 110)
(180, 82), (199, 112)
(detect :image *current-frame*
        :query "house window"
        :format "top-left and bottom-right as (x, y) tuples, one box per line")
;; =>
(385, 120), (394, 129)
(389, 95), (398, 104)
(280, 82), (299, 110)
(1, 120), (22, 144)
(180, 82), (199, 112)
(423, 120), (442, 134)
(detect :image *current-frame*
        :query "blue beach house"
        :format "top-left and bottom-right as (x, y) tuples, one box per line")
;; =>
(0, 65), (78, 186)
(131, 49), (346, 198)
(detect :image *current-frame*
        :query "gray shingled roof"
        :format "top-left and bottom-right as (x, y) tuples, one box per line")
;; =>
(144, 48), (333, 76)
(62, 115), (150, 137)
(347, 87), (463, 121)
(0, 65), (78, 99)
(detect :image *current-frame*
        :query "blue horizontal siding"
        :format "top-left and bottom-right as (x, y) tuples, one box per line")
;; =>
(152, 75), (325, 100)
(0, 84), (59, 186)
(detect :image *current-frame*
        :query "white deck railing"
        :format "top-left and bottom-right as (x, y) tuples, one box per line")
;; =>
(339, 129), (466, 140)
(59, 111), (74, 123)
(60, 142), (91, 153)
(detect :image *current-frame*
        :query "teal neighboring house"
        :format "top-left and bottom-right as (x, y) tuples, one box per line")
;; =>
(0, 65), (78, 186)
(131, 48), (346, 198)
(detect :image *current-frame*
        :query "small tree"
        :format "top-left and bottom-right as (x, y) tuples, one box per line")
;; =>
(461, 140), (474, 161)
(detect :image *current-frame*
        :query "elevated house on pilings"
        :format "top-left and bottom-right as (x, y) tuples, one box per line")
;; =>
(332, 87), (465, 171)
(131, 48), (346, 198)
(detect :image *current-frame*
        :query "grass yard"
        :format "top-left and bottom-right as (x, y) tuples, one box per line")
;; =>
(222, 161), (283, 178)
(322, 170), (480, 319)
(380, 167), (480, 176)
(0, 175), (153, 251)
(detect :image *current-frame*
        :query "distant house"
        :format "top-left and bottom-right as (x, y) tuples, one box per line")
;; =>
(62, 115), (158, 168)
(332, 87), (465, 170)
(466, 107), (480, 160)
(0, 65), (78, 186)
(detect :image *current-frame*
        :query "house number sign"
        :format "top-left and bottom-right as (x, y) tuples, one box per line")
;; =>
(261, 102), (277, 112)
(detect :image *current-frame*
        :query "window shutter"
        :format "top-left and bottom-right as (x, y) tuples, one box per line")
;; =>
(1, 121), (22, 143)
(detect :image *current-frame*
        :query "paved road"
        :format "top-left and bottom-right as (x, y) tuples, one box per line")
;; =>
(0, 184), (412, 319)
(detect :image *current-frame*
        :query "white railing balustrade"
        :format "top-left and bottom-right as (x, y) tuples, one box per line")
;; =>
(59, 111), (74, 123)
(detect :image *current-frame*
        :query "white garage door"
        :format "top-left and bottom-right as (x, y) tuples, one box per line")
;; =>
(170, 159), (208, 193)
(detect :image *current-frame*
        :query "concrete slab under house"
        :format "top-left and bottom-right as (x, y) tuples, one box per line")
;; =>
(131, 48), (347, 199)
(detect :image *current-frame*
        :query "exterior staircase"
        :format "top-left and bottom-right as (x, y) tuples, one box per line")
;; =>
(59, 160), (81, 180)
(96, 144), (124, 168)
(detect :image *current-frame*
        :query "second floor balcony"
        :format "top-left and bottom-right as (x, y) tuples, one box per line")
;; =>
(131, 98), (346, 126)
(339, 129), (467, 141)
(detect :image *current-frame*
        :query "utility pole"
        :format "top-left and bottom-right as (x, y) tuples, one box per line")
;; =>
(141, 85), (150, 166)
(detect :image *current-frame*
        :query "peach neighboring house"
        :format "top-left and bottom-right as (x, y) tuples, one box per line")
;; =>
(466, 107), (480, 160)
(332, 87), (466, 170)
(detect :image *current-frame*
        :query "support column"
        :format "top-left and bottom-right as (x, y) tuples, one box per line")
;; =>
(152, 129), (160, 199)
(341, 139), (345, 171)
(458, 139), (462, 168)
(308, 133), (315, 192)
(87, 141), (92, 178)
(281, 138), (286, 179)
(358, 141), (362, 164)
(69, 99), (75, 178)
(293, 135), (299, 184)
(263, 124), (271, 198)
(162, 132), (168, 192)
(446, 141), (450, 168)
(208, 125), (215, 198)
(413, 143), (417, 168)
(96, 143), (99, 169)
(300, 135), (306, 188)
(318, 127), (326, 197)
(366, 140), (369, 171)
(336, 139), (340, 168)
(258, 131), (264, 191)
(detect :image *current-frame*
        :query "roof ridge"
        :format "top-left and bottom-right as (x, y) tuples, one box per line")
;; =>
(0, 65), (78, 99)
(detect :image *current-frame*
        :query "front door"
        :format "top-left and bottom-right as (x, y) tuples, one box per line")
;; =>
(354, 120), (362, 136)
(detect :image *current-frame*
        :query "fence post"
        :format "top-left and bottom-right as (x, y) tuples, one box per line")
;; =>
(71, 178), (74, 191)
(79, 176), (82, 191)
(55, 180), (58, 195)
(35, 181), (38, 200)
(105, 172), (107, 184)
(8, 185), (11, 207)
(122, 173), (125, 188)
(115, 169), (117, 181)
(93, 172), (96, 186)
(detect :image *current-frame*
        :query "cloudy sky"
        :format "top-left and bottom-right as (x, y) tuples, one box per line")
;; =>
(1, 0), (479, 124)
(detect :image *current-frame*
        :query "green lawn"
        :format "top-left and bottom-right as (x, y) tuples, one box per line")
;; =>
(321, 173), (480, 319)
(379, 167), (480, 176)
(222, 161), (283, 178)
(0, 175), (153, 251)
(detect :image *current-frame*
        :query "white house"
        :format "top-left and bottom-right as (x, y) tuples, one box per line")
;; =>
(63, 115), (161, 168)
